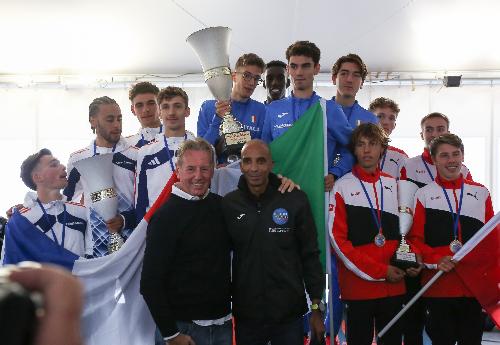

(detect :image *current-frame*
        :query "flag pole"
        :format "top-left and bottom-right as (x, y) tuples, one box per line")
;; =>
(378, 211), (500, 339)
(377, 270), (443, 339)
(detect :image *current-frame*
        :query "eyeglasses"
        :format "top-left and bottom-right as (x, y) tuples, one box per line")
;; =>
(235, 71), (263, 85)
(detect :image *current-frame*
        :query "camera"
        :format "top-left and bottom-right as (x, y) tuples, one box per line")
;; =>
(0, 267), (41, 345)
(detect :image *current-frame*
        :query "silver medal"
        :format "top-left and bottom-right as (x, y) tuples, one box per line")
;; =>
(374, 233), (386, 247)
(449, 239), (462, 253)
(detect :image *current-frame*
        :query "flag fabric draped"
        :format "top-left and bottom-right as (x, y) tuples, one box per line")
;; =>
(453, 212), (500, 327)
(269, 100), (328, 267)
(2, 174), (179, 345)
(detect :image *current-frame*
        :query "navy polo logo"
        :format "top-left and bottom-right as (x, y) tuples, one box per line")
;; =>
(272, 208), (288, 225)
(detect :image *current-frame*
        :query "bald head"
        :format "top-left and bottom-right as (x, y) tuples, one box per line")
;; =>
(240, 140), (274, 196)
(241, 139), (271, 160)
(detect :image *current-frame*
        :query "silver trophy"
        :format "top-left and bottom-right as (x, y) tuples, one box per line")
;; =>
(391, 180), (420, 269)
(73, 154), (123, 253)
(186, 26), (251, 161)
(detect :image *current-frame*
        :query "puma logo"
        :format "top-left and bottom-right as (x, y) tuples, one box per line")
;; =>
(384, 185), (393, 192)
(467, 192), (478, 200)
(350, 192), (360, 196)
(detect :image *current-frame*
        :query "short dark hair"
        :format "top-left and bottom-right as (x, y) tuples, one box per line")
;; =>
(332, 53), (368, 82)
(285, 41), (321, 65)
(429, 133), (464, 157)
(157, 86), (189, 108)
(89, 96), (118, 119)
(348, 123), (390, 156)
(20, 148), (52, 191)
(234, 53), (265, 71)
(128, 82), (160, 101)
(266, 60), (287, 70)
(369, 97), (400, 115)
(420, 112), (450, 129)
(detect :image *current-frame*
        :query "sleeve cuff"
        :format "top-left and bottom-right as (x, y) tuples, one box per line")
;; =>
(164, 331), (180, 341)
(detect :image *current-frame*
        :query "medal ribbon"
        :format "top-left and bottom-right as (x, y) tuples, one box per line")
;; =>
(379, 152), (387, 171)
(441, 181), (464, 242)
(37, 200), (67, 248)
(421, 155), (435, 181)
(357, 176), (384, 235)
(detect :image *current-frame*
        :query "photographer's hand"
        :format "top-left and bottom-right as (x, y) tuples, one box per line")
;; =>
(9, 265), (83, 345)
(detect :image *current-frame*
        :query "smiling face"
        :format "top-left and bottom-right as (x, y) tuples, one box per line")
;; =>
(175, 149), (214, 197)
(32, 155), (68, 190)
(265, 66), (288, 101)
(432, 143), (464, 181)
(131, 92), (160, 128)
(240, 140), (273, 192)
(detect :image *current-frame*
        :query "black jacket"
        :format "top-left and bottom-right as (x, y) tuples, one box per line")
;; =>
(222, 173), (324, 322)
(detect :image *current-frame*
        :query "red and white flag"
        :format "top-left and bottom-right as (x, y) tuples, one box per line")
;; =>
(453, 212), (500, 327)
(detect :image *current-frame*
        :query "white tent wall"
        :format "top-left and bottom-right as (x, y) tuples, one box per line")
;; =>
(0, 80), (498, 214)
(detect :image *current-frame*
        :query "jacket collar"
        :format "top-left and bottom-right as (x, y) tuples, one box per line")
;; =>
(435, 174), (464, 189)
(421, 148), (433, 164)
(290, 91), (318, 102)
(352, 164), (381, 183)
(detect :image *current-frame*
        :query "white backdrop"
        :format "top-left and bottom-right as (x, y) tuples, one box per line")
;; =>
(0, 79), (498, 214)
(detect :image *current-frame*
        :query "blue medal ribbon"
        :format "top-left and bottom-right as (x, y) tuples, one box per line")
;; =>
(380, 152), (387, 171)
(421, 155), (435, 181)
(37, 200), (67, 248)
(441, 181), (464, 243)
(356, 174), (384, 236)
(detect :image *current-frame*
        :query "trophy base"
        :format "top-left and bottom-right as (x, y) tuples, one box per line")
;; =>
(219, 130), (251, 162)
(390, 251), (420, 270)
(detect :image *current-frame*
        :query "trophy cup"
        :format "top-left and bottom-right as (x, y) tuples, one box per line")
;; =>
(391, 180), (420, 269)
(73, 154), (123, 253)
(186, 26), (251, 161)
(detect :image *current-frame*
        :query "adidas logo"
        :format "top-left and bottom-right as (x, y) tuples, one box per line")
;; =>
(148, 157), (161, 166)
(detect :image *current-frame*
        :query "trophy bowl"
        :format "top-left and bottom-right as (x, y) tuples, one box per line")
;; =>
(187, 26), (251, 160)
(73, 154), (118, 222)
(186, 26), (233, 101)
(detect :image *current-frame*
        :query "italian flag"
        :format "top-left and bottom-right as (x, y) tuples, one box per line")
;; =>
(269, 100), (328, 268)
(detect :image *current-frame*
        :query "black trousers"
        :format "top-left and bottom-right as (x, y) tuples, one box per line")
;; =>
(235, 316), (303, 345)
(344, 295), (404, 345)
(425, 297), (485, 345)
(401, 275), (425, 345)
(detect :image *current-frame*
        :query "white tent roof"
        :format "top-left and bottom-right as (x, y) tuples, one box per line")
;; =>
(2, 0), (500, 76)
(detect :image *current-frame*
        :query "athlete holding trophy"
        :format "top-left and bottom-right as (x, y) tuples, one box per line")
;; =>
(190, 27), (266, 163)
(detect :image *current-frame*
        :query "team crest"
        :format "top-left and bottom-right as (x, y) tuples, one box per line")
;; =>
(251, 115), (256, 123)
(272, 208), (288, 225)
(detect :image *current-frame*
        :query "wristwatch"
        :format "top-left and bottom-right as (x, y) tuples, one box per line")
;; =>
(310, 301), (326, 313)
